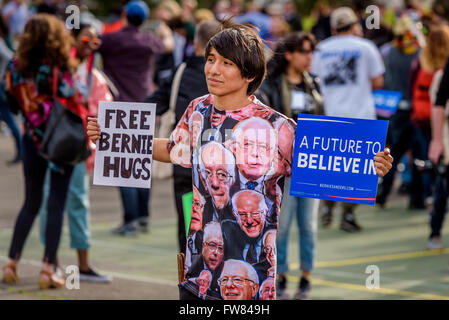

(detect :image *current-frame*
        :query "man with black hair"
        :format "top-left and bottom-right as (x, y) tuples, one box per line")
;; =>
(88, 22), (393, 299)
(98, 0), (174, 236)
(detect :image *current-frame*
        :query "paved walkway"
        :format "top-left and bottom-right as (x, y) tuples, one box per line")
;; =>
(1, 133), (449, 300)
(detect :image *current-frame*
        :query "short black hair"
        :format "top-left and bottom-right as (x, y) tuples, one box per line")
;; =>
(205, 22), (266, 96)
(127, 15), (144, 27)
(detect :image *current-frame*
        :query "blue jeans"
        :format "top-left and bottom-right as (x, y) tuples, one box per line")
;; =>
(0, 93), (22, 158)
(38, 161), (90, 249)
(277, 178), (319, 274)
(119, 187), (150, 224)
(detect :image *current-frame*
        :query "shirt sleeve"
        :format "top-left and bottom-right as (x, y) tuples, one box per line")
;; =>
(147, 33), (166, 55)
(366, 41), (385, 79)
(166, 98), (195, 168)
(435, 57), (449, 108)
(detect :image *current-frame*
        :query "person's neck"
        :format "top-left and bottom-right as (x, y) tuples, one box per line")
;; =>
(286, 65), (303, 85)
(213, 91), (252, 111)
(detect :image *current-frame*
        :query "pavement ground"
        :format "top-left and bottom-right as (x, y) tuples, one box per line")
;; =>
(1, 133), (449, 300)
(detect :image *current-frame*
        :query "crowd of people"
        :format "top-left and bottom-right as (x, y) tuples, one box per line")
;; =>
(0, 0), (446, 301)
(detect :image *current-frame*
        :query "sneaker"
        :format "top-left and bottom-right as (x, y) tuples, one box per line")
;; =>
(321, 207), (333, 228)
(276, 275), (289, 300)
(340, 213), (362, 232)
(79, 267), (112, 283)
(428, 238), (443, 250)
(112, 222), (137, 237)
(137, 217), (149, 233)
(293, 277), (311, 300)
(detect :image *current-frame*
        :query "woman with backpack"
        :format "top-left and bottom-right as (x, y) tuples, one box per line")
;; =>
(36, 23), (113, 283)
(256, 32), (324, 300)
(2, 14), (82, 289)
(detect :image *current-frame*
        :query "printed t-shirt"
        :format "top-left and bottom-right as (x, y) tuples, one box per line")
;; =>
(168, 94), (296, 300)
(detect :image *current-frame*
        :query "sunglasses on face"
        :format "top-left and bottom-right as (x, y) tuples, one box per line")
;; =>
(79, 36), (101, 49)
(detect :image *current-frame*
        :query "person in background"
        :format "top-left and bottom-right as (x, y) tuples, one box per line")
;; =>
(284, 0), (302, 32)
(408, 25), (449, 220)
(153, 0), (183, 88)
(0, 17), (21, 165)
(98, 0), (173, 236)
(2, 14), (77, 289)
(234, 0), (271, 40)
(1, 0), (30, 46)
(37, 23), (113, 283)
(427, 29), (449, 250)
(311, 6), (385, 232)
(257, 32), (323, 300)
(311, 0), (332, 42)
(375, 14), (422, 209)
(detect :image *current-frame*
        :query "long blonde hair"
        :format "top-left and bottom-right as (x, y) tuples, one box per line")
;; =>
(420, 25), (449, 72)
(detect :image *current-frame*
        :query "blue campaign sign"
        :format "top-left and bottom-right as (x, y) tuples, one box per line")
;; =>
(290, 114), (389, 205)
(373, 90), (402, 118)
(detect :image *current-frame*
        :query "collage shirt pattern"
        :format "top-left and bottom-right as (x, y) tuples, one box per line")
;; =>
(168, 94), (296, 300)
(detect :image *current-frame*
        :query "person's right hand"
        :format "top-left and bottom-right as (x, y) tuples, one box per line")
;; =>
(87, 116), (101, 144)
(428, 139), (444, 165)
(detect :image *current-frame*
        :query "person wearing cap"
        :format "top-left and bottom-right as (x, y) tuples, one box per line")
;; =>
(98, 0), (174, 236)
(311, 6), (385, 232)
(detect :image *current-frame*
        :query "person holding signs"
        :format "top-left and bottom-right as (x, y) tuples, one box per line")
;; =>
(87, 22), (393, 300)
(256, 32), (323, 300)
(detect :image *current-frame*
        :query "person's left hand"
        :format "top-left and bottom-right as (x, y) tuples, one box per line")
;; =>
(373, 148), (393, 177)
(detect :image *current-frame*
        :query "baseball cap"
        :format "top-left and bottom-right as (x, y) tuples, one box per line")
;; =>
(330, 7), (359, 31)
(125, 0), (150, 22)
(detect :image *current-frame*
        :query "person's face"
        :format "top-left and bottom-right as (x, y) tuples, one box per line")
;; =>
(285, 40), (313, 74)
(235, 192), (265, 238)
(219, 263), (258, 300)
(191, 113), (202, 147)
(205, 47), (252, 99)
(76, 27), (100, 60)
(197, 271), (211, 295)
(211, 110), (227, 128)
(264, 232), (276, 266)
(260, 278), (275, 300)
(234, 121), (276, 181)
(191, 187), (204, 232)
(201, 145), (233, 209)
(202, 233), (224, 271)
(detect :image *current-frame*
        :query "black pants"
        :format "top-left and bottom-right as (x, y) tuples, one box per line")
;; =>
(8, 135), (73, 264)
(173, 174), (192, 254)
(378, 110), (414, 203)
(430, 167), (449, 238)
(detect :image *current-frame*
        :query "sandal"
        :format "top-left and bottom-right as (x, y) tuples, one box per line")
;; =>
(2, 263), (19, 284)
(38, 269), (65, 290)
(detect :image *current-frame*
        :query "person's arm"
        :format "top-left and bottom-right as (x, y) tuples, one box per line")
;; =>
(156, 22), (174, 53)
(428, 106), (446, 164)
(86, 117), (172, 163)
(371, 74), (384, 90)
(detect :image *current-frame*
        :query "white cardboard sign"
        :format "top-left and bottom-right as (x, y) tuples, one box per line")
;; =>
(93, 101), (156, 189)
